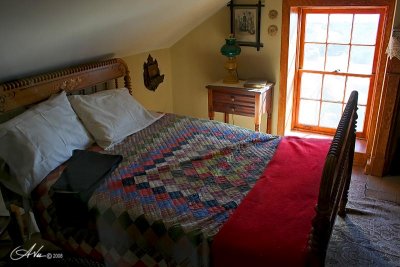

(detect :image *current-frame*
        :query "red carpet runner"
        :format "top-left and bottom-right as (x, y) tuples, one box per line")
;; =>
(212, 137), (331, 267)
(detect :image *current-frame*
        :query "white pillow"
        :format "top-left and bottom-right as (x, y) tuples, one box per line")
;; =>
(68, 88), (162, 149)
(0, 91), (93, 196)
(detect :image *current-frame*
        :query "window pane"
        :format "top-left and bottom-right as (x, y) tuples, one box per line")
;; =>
(303, 43), (326, 70)
(299, 100), (320, 126)
(348, 46), (375, 74)
(325, 44), (349, 72)
(345, 77), (370, 105)
(328, 14), (353, 44)
(305, 14), (328, 43)
(322, 75), (345, 102)
(352, 14), (380, 45)
(300, 73), (322, 100)
(357, 105), (366, 132)
(320, 102), (342, 128)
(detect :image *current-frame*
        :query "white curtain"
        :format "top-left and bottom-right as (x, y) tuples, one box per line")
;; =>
(386, 29), (400, 60)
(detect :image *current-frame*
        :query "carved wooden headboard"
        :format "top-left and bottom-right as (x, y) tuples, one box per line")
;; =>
(0, 58), (131, 114)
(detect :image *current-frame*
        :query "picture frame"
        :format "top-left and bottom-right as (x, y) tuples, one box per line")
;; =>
(229, 0), (264, 50)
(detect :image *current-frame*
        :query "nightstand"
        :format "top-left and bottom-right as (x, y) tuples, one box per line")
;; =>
(206, 81), (274, 133)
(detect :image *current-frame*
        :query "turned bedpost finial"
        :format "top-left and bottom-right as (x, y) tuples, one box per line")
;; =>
(124, 69), (132, 95)
(117, 58), (132, 94)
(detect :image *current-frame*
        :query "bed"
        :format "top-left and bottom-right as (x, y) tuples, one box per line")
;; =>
(0, 58), (358, 266)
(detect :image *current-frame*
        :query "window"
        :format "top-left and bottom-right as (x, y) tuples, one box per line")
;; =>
(293, 8), (384, 138)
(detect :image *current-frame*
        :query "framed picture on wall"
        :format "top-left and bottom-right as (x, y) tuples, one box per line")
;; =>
(229, 0), (264, 50)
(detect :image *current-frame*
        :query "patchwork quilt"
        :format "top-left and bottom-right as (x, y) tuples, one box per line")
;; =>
(32, 114), (280, 267)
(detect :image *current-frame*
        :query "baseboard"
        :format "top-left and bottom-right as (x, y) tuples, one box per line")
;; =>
(354, 152), (367, 167)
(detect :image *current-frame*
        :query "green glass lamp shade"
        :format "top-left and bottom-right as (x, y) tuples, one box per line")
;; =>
(220, 37), (241, 57)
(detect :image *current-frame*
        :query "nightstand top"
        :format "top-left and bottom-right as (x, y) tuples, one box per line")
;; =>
(206, 80), (274, 93)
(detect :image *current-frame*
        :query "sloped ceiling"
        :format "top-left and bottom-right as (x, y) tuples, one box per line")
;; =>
(0, 0), (227, 82)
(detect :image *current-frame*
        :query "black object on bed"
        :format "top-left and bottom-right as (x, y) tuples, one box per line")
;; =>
(51, 150), (122, 227)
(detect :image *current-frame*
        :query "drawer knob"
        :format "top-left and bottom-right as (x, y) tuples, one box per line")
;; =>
(231, 96), (235, 102)
(231, 107), (235, 112)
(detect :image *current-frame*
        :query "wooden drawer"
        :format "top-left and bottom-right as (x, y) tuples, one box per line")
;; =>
(213, 102), (255, 116)
(213, 91), (255, 107)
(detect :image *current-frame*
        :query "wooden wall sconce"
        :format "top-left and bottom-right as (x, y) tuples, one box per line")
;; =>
(143, 54), (164, 91)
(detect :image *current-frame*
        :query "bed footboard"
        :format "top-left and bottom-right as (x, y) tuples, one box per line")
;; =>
(308, 91), (358, 266)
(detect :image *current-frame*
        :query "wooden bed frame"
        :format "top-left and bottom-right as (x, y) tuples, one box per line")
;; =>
(0, 58), (132, 246)
(0, 58), (358, 266)
(0, 58), (131, 114)
(309, 90), (358, 265)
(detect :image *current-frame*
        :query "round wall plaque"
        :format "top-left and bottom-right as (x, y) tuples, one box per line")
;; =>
(268, 10), (278, 19)
(268, 25), (278, 36)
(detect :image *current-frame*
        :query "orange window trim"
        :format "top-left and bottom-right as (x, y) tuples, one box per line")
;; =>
(292, 7), (386, 138)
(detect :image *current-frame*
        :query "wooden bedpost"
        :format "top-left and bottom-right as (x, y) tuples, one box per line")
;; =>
(116, 58), (132, 94)
(338, 131), (356, 217)
(308, 91), (358, 266)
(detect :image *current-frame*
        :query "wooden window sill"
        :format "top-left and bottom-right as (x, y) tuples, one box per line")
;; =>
(285, 130), (367, 156)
